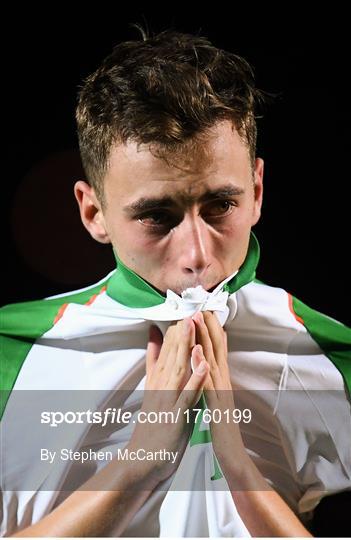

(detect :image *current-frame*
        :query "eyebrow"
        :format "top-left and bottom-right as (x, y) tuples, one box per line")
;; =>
(123, 184), (245, 214)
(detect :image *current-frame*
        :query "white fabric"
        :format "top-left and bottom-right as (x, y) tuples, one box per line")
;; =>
(1, 276), (350, 537)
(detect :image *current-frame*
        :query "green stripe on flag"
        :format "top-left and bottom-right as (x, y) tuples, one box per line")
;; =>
(0, 281), (109, 419)
(291, 296), (351, 396)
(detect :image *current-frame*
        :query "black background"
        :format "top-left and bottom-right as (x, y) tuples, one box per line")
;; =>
(3, 8), (350, 327)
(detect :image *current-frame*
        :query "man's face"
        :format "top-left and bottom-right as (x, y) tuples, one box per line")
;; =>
(77, 120), (263, 295)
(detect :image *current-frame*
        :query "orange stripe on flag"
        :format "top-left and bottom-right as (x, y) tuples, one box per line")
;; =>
(85, 285), (107, 306)
(288, 293), (304, 325)
(54, 303), (68, 325)
(85, 294), (97, 306)
(53, 286), (107, 325)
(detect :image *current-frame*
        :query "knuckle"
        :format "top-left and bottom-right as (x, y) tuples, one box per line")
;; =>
(211, 363), (220, 375)
(175, 365), (186, 376)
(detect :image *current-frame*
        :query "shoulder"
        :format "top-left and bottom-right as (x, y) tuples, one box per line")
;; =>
(239, 278), (350, 336)
(236, 278), (301, 330)
(0, 271), (115, 340)
(0, 272), (115, 417)
(236, 278), (351, 392)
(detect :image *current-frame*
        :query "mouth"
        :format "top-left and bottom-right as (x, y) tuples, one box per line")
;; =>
(141, 274), (221, 298)
(175, 279), (222, 295)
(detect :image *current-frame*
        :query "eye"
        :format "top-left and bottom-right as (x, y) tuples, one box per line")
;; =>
(204, 200), (236, 217)
(138, 211), (175, 228)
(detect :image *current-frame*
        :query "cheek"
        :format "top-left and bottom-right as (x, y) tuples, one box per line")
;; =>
(216, 212), (252, 238)
(212, 213), (252, 257)
(103, 212), (168, 273)
(110, 219), (146, 248)
(122, 227), (167, 269)
(233, 204), (255, 233)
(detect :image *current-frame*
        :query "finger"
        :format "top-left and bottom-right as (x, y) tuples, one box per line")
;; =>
(193, 312), (228, 392)
(202, 311), (227, 370)
(192, 311), (216, 369)
(223, 328), (228, 351)
(167, 318), (194, 390)
(159, 319), (185, 383)
(153, 323), (178, 377)
(191, 343), (215, 393)
(175, 344), (210, 411)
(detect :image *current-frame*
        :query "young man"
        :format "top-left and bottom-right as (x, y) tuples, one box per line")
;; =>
(1, 30), (350, 537)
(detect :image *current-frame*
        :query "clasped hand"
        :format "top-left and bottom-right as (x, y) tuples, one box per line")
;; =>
(127, 311), (247, 487)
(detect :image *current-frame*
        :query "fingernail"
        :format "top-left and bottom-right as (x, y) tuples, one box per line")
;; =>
(192, 311), (203, 325)
(195, 360), (207, 375)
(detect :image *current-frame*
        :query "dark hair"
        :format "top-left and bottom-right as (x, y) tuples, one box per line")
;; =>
(76, 29), (264, 204)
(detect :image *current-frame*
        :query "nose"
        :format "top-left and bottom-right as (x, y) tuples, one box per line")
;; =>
(176, 213), (211, 276)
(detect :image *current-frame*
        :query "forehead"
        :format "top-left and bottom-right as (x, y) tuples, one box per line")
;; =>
(103, 121), (252, 203)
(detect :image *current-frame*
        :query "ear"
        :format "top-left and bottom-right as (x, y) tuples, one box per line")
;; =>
(74, 181), (111, 244)
(251, 157), (264, 226)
